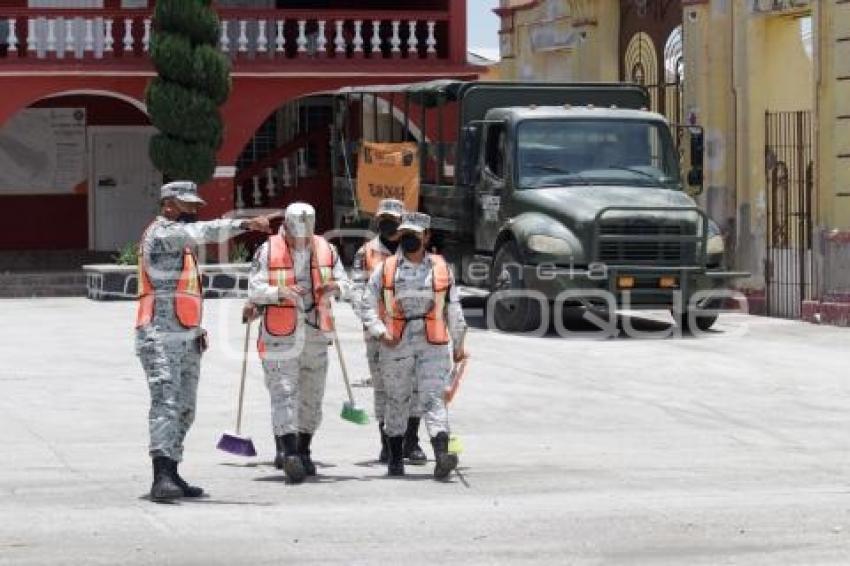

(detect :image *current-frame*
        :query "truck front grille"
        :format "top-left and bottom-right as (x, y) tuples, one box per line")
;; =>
(597, 222), (695, 265)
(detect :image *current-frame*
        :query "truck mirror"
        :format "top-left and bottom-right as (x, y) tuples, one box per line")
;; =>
(688, 128), (704, 193)
(458, 125), (482, 185)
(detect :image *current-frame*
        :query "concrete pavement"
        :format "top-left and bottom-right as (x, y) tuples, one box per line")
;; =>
(2, 298), (850, 564)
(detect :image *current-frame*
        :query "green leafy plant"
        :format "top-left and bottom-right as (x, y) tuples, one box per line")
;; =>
(229, 242), (251, 264)
(147, 0), (231, 184)
(113, 242), (139, 266)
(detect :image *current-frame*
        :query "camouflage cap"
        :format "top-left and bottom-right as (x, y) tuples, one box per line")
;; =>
(160, 181), (206, 205)
(375, 199), (404, 219)
(398, 212), (430, 233)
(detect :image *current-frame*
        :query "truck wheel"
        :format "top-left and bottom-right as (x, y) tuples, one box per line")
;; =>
(676, 311), (719, 333)
(490, 241), (542, 333)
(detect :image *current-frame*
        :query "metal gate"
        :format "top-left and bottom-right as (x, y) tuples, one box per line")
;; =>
(619, 0), (683, 125)
(764, 110), (815, 318)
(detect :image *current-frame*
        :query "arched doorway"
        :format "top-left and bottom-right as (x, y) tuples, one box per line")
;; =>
(619, 0), (683, 123)
(232, 95), (335, 231)
(230, 89), (430, 261)
(0, 92), (157, 253)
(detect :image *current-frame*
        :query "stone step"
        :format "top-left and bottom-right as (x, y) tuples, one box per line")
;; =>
(0, 271), (88, 298)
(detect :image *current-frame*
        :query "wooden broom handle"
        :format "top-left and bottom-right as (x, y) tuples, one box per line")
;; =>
(235, 319), (251, 434)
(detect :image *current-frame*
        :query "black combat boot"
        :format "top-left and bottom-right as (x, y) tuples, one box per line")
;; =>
(403, 417), (427, 465)
(274, 435), (286, 470)
(378, 422), (388, 463)
(150, 456), (182, 502)
(387, 436), (405, 477)
(281, 433), (305, 484)
(430, 432), (458, 480)
(298, 432), (317, 477)
(168, 459), (204, 498)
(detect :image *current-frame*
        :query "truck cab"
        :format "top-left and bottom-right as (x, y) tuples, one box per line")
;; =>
(331, 81), (747, 333)
(467, 104), (742, 332)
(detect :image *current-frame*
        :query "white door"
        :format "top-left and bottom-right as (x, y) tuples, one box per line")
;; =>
(92, 129), (161, 251)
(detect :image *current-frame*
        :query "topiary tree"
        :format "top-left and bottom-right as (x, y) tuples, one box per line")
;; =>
(146, 0), (231, 184)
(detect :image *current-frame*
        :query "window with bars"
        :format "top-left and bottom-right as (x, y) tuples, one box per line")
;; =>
(236, 115), (278, 171)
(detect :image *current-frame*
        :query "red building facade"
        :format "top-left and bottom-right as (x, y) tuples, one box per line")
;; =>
(0, 0), (476, 252)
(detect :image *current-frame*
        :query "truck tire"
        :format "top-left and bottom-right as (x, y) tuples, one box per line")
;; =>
(676, 311), (719, 333)
(490, 241), (542, 333)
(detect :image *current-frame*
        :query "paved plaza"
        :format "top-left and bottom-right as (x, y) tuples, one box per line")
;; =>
(2, 298), (850, 564)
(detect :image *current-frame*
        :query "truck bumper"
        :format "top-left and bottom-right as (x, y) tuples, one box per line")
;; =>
(519, 264), (749, 310)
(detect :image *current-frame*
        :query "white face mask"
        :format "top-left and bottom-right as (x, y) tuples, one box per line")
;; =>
(286, 224), (311, 238)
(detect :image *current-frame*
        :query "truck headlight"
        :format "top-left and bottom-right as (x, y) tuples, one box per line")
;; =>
(707, 234), (725, 255)
(527, 234), (572, 255)
(706, 220), (724, 255)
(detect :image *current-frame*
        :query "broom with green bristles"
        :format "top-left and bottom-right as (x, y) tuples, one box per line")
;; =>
(320, 262), (369, 425)
(331, 323), (370, 425)
(444, 328), (469, 455)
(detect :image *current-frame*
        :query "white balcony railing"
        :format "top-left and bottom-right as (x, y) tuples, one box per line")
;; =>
(0, 9), (450, 62)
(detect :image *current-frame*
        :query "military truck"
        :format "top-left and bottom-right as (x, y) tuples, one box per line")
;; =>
(330, 81), (747, 332)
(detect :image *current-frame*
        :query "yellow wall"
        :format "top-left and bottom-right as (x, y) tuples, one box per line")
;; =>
(816, 0), (850, 231)
(498, 0), (619, 83)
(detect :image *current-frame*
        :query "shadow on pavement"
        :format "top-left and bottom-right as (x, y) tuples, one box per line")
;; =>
(219, 461), (266, 468)
(462, 296), (725, 341)
(253, 473), (362, 483)
(138, 494), (275, 506)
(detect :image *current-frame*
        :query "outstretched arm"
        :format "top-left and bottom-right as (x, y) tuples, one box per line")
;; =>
(153, 215), (274, 252)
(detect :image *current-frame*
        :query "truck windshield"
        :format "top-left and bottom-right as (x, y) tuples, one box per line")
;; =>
(517, 119), (681, 189)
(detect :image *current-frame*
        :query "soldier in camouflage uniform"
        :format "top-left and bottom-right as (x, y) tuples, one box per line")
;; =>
(351, 199), (427, 465)
(249, 202), (351, 484)
(361, 212), (468, 479)
(136, 181), (272, 503)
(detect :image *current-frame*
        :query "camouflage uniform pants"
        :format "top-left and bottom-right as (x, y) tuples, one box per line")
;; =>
(261, 325), (330, 436)
(380, 326), (452, 438)
(365, 331), (421, 422)
(137, 331), (202, 462)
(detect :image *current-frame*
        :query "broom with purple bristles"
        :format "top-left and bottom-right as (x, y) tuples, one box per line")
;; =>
(217, 311), (258, 457)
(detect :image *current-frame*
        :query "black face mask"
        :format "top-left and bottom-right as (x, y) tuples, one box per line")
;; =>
(176, 213), (198, 224)
(380, 235), (399, 253)
(400, 234), (423, 254)
(377, 218), (399, 239)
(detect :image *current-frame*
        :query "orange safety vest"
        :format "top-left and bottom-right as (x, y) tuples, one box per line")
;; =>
(264, 234), (336, 337)
(379, 254), (450, 345)
(135, 224), (203, 329)
(364, 239), (391, 273)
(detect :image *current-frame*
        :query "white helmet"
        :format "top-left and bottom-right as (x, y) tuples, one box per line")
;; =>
(284, 202), (316, 237)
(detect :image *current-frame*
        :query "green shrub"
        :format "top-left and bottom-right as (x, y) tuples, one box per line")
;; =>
(150, 133), (217, 184)
(148, 0), (230, 185)
(146, 78), (223, 147)
(229, 242), (251, 263)
(150, 32), (195, 84)
(154, 0), (219, 46)
(114, 242), (139, 266)
(192, 45), (232, 105)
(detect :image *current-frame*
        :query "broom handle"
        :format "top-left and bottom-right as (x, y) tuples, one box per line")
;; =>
(321, 264), (356, 404)
(332, 328), (356, 404)
(444, 328), (469, 404)
(235, 319), (251, 435)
